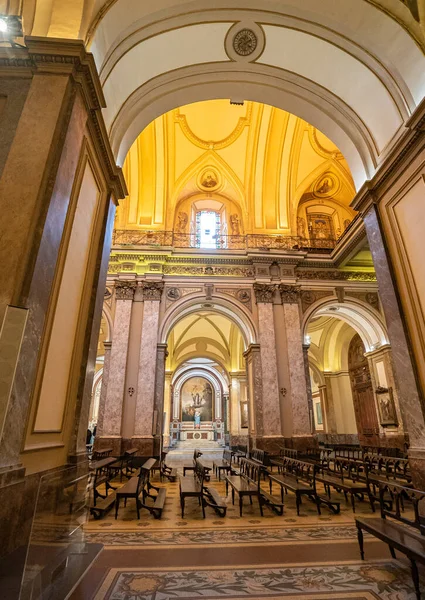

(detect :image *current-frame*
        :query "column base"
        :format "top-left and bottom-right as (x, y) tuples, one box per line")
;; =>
(229, 434), (249, 448)
(251, 436), (285, 453)
(284, 435), (318, 451)
(408, 447), (425, 491)
(131, 436), (155, 456)
(94, 436), (122, 455)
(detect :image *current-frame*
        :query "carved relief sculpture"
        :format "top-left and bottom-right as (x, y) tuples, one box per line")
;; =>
(177, 211), (188, 233)
(140, 281), (164, 301)
(230, 214), (240, 235)
(376, 386), (398, 427)
(297, 216), (307, 239)
(115, 281), (137, 300)
(279, 284), (301, 304)
(253, 283), (276, 303)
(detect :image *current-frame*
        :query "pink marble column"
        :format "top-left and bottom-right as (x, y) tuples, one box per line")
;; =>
(280, 285), (315, 449)
(96, 341), (112, 438)
(152, 343), (168, 455)
(252, 284), (283, 451)
(100, 282), (136, 454)
(133, 282), (164, 455)
(243, 344), (263, 448)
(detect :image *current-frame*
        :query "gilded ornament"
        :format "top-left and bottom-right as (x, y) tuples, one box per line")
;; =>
(279, 284), (300, 304)
(140, 282), (164, 301)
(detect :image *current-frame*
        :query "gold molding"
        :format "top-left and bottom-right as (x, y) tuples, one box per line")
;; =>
(174, 102), (252, 150)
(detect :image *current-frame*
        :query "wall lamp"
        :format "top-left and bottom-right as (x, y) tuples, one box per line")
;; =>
(0, 15), (24, 47)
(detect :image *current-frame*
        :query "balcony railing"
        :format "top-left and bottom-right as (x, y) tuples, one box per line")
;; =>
(112, 230), (336, 253)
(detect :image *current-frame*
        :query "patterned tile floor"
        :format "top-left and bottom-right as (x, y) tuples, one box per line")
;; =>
(67, 461), (424, 599)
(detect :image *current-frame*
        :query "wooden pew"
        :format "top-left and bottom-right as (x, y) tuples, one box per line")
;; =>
(183, 449), (203, 476)
(179, 459), (227, 518)
(268, 457), (322, 515)
(225, 458), (265, 516)
(213, 449), (234, 481)
(89, 457), (117, 520)
(115, 458), (166, 520)
(315, 456), (368, 513)
(231, 444), (248, 464)
(91, 448), (113, 460)
(356, 482), (425, 600)
(160, 451), (177, 482)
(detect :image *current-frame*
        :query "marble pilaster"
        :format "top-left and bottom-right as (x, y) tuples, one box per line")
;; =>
(230, 376), (241, 436)
(96, 341), (112, 437)
(302, 343), (314, 429)
(362, 203), (425, 486)
(255, 298), (282, 438)
(152, 343), (168, 455)
(100, 282), (135, 454)
(280, 285), (314, 448)
(133, 282), (164, 454)
(320, 381), (337, 433)
(243, 344), (263, 445)
(163, 373), (172, 449)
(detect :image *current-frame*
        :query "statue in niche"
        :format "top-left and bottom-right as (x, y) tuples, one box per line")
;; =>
(177, 211), (188, 233)
(230, 214), (240, 235)
(194, 409), (201, 429)
(297, 216), (307, 239)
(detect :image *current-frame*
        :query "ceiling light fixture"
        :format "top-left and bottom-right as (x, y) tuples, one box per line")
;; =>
(0, 15), (25, 47)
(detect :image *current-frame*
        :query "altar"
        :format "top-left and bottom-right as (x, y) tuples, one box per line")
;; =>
(169, 369), (225, 446)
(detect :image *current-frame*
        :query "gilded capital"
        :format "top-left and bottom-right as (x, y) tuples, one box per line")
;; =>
(115, 281), (137, 300)
(140, 281), (164, 301)
(253, 283), (276, 303)
(279, 284), (300, 304)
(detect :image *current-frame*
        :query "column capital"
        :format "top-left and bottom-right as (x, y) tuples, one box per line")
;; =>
(243, 343), (261, 358)
(279, 284), (300, 304)
(115, 280), (137, 300)
(140, 281), (164, 301)
(253, 283), (276, 303)
(103, 340), (112, 351)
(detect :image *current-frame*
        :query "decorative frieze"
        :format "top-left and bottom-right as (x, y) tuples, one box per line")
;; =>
(140, 282), (164, 301)
(279, 284), (300, 304)
(115, 281), (137, 300)
(297, 270), (376, 281)
(300, 290), (333, 313)
(253, 283), (276, 303)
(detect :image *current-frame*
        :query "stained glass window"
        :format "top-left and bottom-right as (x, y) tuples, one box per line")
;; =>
(194, 210), (221, 248)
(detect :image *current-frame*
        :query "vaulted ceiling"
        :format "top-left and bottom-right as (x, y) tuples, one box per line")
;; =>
(116, 99), (356, 236)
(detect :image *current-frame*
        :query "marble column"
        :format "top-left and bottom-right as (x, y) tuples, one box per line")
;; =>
(133, 282), (164, 455)
(253, 284), (283, 451)
(96, 341), (112, 439)
(302, 343), (314, 429)
(279, 285), (315, 449)
(152, 343), (168, 455)
(243, 344), (263, 449)
(361, 202), (425, 487)
(163, 373), (172, 449)
(100, 282), (136, 454)
(319, 381), (337, 434)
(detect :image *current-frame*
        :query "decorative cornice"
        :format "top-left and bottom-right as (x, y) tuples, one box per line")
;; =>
(279, 284), (300, 304)
(115, 281), (137, 300)
(253, 283), (276, 303)
(0, 39), (127, 201)
(140, 281), (164, 301)
(297, 270), (377, 281)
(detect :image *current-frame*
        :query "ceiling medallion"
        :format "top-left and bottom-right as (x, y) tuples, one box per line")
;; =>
(233, 28), (258, 56)
(197, 167), (221, 192)
(313, 173), (339, 198)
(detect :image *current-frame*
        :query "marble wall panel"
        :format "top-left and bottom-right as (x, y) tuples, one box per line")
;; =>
(0, 88), (87, 470)
(96, 342), (111, 438)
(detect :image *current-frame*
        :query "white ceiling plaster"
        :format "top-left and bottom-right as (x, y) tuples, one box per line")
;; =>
(259, 25), (403, 153)
(102, 23), (231, 130)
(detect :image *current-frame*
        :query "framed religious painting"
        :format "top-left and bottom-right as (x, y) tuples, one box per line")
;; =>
(240, 402), (248, 429)
(376, 386), (398, 427)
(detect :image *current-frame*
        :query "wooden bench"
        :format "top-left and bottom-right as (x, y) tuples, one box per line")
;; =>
(115, 458), (166, 520)
(91, 448), (112, 460)
(231, 444), (248, 464)
(89, 457), (117, 519)
(250, 448), (269, 479)
(356, 482), (425, 600)
(179, 459), (225, 518)
(183, 449), (203, 476)
(213, 449), (233, 481)
(315, 456), (368, 513)
(268, 457), (321, 515)
(108, 448), (138, 482)
(160, 451), (177, 482)
(225, 458), (266, 516)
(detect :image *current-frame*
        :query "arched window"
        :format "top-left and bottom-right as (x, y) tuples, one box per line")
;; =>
(195, 210), (222, 249)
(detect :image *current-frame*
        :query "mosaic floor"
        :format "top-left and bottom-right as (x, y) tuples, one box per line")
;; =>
(68, 460), (424, 599)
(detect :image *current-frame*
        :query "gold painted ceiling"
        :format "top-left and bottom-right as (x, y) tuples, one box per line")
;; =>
(116, 100), (356, 238)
